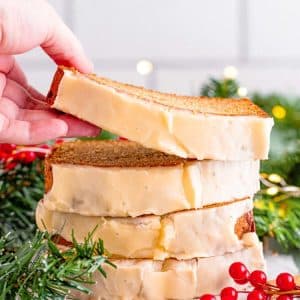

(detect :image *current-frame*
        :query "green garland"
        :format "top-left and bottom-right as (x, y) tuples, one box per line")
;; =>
(0, 145), (115, 299)
(200, 78), (239, 99)
(0, 160), (43, 248)
(254, 174), (300, 250)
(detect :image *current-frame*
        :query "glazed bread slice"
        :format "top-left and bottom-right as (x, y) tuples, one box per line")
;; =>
(47, 67), (273, 160)
(36, 198), (255, 260)
(70, 239), (264, 300)
(44, 140), (260, 217)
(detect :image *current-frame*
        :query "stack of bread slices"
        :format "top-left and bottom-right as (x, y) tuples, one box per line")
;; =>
(36, 67), (274, 300)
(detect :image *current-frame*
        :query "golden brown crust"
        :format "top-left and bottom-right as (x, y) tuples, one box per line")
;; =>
(47, 140), (189, 167)
(47, 66), (270, 118)
(44, 159), (53, 193)
(44, 140), (192, 192)
(47, 67), (65, 105)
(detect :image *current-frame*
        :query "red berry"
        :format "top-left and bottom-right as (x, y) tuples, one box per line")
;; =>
(276, 273), (296, 291)
(249, 270), (267, 288)
(0, 143), (16, 153)
(247, 289), (266, 300)
(13, 151), (25, 162)
(5, 161), (18, 171)
(40, 144), (50, 150)
(119, 136), (128, 141)
(234, 270), (250, 284)
(220, 287), (238, 300)
(55, 139), (64, 144)
(15, 151), (36, 163)
(0, 151), (9, 161)
(229, 262), (249, 282)
(36, 144), (50, 158)
(199, 294), (216, 300)
(23, 151), (36, 163)
(36, 152), (46, 159)
(277, 295), (293, 300)
(14, 151), (25, 161)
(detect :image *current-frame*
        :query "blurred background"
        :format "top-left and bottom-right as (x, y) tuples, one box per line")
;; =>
(16, 0), (300, 96)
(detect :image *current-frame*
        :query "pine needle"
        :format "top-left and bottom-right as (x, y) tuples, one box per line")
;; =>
(0, 230), (114, 299)
(0, 160), (44, 248)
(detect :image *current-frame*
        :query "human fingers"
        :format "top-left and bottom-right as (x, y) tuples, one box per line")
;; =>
(0, 97), (19, 119)
(0, 0), (93, 73)
(2, 77), (48, 110)
(18, 108), (58, 121)
(58, 114), (100, 137)
(0, 55), (27, 85)
(0, 116), (68, 144)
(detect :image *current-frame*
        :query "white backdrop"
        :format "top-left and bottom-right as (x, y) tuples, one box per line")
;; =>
(17, 0), (300, 97)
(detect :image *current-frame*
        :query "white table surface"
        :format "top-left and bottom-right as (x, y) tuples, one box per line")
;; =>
(264, 239), (300, 278)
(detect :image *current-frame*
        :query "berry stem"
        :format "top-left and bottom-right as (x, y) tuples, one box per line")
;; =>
(264, 290), (300, 296)
(265, 283), (280, 290)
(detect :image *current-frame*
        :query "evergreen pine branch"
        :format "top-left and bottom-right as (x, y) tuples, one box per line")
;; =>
(254, 196), (300, 250)
(200, 78), (239, 98)
(252, 93), (300, 133)
(260, 149), (300, 186)
(252, 93), (300, 157)
(0, 230), (114, 300)
(81, 129), (118, 141)
(0, 160), (43, 248)
(254, 174), (300, 250)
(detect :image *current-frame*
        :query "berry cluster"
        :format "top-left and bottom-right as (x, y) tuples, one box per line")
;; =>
(200, 262), (299, 300)
(0, 143), (51, 171)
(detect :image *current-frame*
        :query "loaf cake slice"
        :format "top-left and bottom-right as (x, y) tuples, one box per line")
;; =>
(44, 140), (260, 217)
(47, 67), (273, 160)
(69, 238), (264, 300)
(37, 197), (255, 260)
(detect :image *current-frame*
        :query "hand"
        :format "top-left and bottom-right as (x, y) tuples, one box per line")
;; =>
(0, 0), (100, 145)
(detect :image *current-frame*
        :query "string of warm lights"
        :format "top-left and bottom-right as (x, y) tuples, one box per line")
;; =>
(223, 66), (248, 97)
(272, 105), (287, 119)
(136, 59), (154, 75)
(222, 65), (288, 121)
(260, 173), (300, 200)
